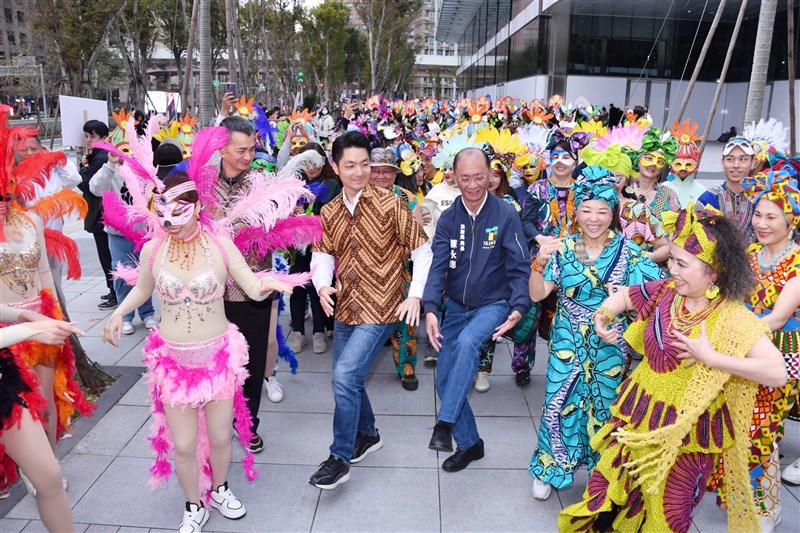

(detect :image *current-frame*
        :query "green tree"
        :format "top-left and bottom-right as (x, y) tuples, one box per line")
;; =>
(300, 1), (349, 102)
(30, 0), (126, 97)
(153, 0), (191, 92)
(351, 0), (422, 94)
(262, 0), (305, 106)
(343, 26), (367, 90)
(113, 0), (160, 111)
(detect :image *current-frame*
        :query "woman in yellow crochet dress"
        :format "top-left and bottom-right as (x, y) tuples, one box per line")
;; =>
(559, 205), (788, 533)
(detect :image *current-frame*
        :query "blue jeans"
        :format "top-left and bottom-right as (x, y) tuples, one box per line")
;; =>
(107, 233), (154, 323)
(330, 320), (397, 462)
(436, 298), (510, 449)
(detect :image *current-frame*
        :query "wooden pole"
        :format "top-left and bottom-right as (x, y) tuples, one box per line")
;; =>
(699, 0), (749, 161)
(676, 0), (727, 122)
(789, 0), (797, 154)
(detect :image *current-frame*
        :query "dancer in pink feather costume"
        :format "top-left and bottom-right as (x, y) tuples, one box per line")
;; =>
(101, 172), (294, 533)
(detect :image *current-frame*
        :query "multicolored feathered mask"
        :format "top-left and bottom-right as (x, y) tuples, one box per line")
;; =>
(233, 96), (257, 120)
(638, 127), (678, 171)
(546, 128), (590, 159)
(669, 119), (702, 176)
(475, 125), (527, 177)
(743, 118), (790, 169)
(109, 108), (135, 154)
(398, 144), (422, 176)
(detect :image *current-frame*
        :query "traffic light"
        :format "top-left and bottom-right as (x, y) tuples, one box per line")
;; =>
(297, 71), (304, 84)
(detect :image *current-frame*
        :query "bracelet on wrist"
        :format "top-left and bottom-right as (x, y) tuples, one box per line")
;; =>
(531, 257), (546, 273)
(593, 307), (616, 323)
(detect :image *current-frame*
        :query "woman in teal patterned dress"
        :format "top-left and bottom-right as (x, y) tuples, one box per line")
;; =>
(527, 166), (664, 501)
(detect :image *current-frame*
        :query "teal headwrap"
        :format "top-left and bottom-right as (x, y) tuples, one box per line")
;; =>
(572, 165), (620, 208)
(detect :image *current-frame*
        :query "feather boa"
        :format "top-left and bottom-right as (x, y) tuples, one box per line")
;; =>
(2, 290), (95, 436)
(233, 215), (323, 261)
(44, 228), (82, 279)
(0, 349), (48, 492)
(272, 254), (298, 372)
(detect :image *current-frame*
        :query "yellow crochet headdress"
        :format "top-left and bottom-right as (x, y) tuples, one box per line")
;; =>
(661, 203), (721, 269)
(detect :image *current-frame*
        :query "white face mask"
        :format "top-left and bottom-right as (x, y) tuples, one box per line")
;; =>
(321, 107), (329, 115)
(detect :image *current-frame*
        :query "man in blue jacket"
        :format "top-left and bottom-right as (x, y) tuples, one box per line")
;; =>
(423, 147), (531, 472)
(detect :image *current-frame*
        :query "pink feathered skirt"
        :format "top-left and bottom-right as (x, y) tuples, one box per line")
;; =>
(143, 323), (258, 499)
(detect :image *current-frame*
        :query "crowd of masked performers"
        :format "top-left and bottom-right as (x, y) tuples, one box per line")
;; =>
(0, 92), (798, 533)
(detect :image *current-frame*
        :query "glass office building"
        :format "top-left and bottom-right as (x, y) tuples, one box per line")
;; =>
(436, 0), (799, 136)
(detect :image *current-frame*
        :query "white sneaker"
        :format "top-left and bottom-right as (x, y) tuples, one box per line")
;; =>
(264, 376), (284, 403)
(18, 470), (36, 498)
(209, 481), (246, 519)
(532, 478), (552, 501)
(286, 331), (308, 354)
(474, 371), (490, 392)
(122, 321), (134, 335)
(758, 508), (781, 533)
(312, 332), (327, 354)
(144, 317), (158, 330)
(781, 457), (800, 485)
(178, 502), (209, 533)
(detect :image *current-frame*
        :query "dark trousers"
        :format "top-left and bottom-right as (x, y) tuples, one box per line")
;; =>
(289, 250), (326, 334)
(91, 230), (114, 292)
(224, 298), (273, 434)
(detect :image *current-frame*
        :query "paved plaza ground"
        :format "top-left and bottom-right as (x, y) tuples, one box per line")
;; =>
(1, 158), (798, 532)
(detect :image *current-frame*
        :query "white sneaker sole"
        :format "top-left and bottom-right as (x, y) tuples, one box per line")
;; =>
(350, 439), (383, 464)
(313, 472), (350, 490)
(178, 507), (208, 533)
(532, 480), (551, 501)
(209, 499), (246, 520)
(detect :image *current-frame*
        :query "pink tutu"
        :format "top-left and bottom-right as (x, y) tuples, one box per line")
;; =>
(143, 323), (258, 499)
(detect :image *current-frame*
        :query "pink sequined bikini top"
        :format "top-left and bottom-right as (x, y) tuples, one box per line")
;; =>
(154, 235), (225, 306)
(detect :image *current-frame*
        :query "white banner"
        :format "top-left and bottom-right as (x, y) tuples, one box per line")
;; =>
(59, 95), (108, 147)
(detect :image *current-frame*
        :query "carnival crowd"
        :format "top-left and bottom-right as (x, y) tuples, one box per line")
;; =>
(0, 91), (798, 533)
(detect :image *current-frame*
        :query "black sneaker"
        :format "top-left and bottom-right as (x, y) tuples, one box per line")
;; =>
(401, 374), (419, 391)
(351, 430), (382, 464)
(309, 455), (350, 489)
(515, 369), (531, 387)
(98, 298), (118, 310)
(248, 434), (264, 454)
(100, 292), (115, 301)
